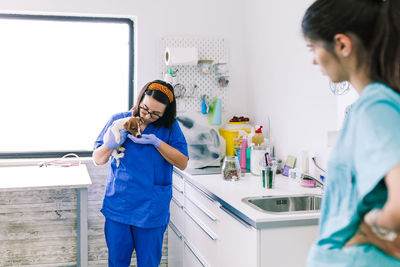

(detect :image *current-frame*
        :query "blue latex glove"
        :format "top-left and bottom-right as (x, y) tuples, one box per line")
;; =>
(127, 134), (162, 148)
(103, 122), (128, 150)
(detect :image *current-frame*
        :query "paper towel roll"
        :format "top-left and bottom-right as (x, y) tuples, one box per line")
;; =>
(165, 47), (198, 66)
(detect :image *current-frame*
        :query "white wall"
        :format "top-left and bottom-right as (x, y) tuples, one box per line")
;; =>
(0, 0), (249, 116)
(1, 0), (342, 169)
(243, 0), (337, 168)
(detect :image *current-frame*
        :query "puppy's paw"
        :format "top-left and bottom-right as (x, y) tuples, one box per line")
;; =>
(114, 150), (126, 160)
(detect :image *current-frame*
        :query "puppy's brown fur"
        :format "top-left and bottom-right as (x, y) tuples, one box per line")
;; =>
(123, 117), (142, 137)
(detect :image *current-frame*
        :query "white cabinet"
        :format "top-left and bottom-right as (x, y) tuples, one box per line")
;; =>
(168, 170), (318, 267)
(168, 223), (183, 267)
(168, 172), (185, 267)
(183, 241), (206, 267)
(216, 205), (258, 267)
(259, 223), (318, 266)
(184, 180), (258, 267)
(169, 171), (259, 267)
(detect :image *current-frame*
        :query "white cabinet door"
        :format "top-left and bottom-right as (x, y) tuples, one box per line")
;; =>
(168, 223), (183, 267)
(183, 240), (208, 267)
(170, 194), (184, 234)
(216, 205), (258, 267)
(183, 208), (218, 266)
(260, 223), (318, 267)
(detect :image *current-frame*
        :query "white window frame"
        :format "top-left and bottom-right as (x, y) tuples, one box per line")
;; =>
(0, 13), (135, 159)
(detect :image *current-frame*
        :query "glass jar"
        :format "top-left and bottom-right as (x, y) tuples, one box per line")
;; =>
(221, 156), (241, 181)
(250, 145), (268, 176)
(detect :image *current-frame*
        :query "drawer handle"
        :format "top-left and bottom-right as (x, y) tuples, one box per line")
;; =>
(184, 239), (211, 267)
(220, 205), (251, 228)
(172, 197), (183, 209)
(173, 171), (184, 180)
(184, 208), (218, 241)
(173, 183), (184, 194)
(169, 221), (183, 240)
(186, 180), (215, 203)
(186, 194), (218, 221)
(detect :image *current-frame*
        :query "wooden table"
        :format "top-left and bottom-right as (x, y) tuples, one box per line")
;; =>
(0, 165), (92, 267)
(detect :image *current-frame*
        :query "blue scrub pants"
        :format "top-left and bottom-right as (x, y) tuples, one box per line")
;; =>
(104, 218), (167, 267)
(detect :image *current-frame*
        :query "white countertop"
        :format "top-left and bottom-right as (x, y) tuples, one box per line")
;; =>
(0, 165), (92, 191)
(178, 169), (323, 228)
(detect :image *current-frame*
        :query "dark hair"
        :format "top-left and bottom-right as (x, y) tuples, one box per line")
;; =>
(134, 80), (176, 129)
(302, 0), (400, 92)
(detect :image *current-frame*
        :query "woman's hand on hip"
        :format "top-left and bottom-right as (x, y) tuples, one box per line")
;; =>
(345, 221), (400, 259)
(344, 221), (370, 248)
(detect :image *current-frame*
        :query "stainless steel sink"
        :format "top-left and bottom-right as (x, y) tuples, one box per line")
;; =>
(242, 194), (322, 214)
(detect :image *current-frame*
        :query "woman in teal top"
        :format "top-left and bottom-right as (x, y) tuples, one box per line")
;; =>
(301, 0), (400, 266)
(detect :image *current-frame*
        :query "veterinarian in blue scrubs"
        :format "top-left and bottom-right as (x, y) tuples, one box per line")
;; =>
(93, 80), (188, 267)
(302, 0), (400, 266)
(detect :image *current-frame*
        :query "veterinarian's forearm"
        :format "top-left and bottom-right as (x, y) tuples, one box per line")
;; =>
(92, 145), (112, 165)
(157, 142), (188, 170)
(378, 165), (400, 232)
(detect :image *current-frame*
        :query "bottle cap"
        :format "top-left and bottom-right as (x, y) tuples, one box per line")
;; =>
(255, 125), (263, 133)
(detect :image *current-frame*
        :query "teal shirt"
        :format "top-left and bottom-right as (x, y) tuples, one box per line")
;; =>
(307, 83), (400, 266)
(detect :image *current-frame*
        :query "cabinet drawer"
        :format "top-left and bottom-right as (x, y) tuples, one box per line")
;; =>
(184, 180), (220, 217)
(183, 240), (209, 267)
(170, 197), (184, 234)
(184, 208), (218, 267)
(168, 224), (183, 267)
(172, 185), (184, 205)
(216, 205), (258, 267)
(173, 172), (184, 193)
(184, 193), (218, 234)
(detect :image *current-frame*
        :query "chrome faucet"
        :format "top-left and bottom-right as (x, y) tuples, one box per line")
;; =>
(301, 173), (324, 189)
(310, 156), (326, 188)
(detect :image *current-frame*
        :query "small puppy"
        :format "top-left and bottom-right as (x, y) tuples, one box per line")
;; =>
(111, 116), (142, 166)
(123, 117), (142, 138)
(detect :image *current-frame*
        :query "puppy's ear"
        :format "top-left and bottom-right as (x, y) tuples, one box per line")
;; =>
(124, 118), (139, 136)
(123, 120), (131, 130)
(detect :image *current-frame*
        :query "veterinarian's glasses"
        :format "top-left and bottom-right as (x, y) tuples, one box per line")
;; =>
(139, 105), (162, 119)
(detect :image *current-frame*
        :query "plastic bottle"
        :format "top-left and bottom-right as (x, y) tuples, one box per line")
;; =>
(250, 145), (267, 176)
(240, 139), (248, 173)
(246, 145), (252, 172)
(247, 127), (255, 147)
(252, 126), (264, 146)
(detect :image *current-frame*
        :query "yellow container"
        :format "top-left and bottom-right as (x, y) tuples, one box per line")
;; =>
(219, 122), (252, 156)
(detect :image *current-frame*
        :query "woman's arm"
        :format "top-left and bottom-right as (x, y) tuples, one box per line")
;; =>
(92, 145), (113, 165)
(345, 221), (400, 259)
(345, 164), (400, 258)
(157, 141), (188, 170)
(374, 165), (400, 232)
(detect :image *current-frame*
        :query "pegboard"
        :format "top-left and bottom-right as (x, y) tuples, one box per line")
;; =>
(158, 36), (228, 112)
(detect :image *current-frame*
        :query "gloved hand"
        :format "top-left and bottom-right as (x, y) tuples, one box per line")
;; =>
(127, 134), (162, 148)
(103, 121), (129, 150)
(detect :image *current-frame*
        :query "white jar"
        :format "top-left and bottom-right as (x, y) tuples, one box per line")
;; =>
(250, 146), (268, 176)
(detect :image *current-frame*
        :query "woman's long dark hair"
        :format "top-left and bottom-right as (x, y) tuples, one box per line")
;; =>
(302, 0), (400, 92)
(133, 80), (176, 129)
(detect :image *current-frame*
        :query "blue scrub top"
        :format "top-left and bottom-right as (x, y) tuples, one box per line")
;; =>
(307, 83), (400, 266)
(94, 111), (188, 228)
